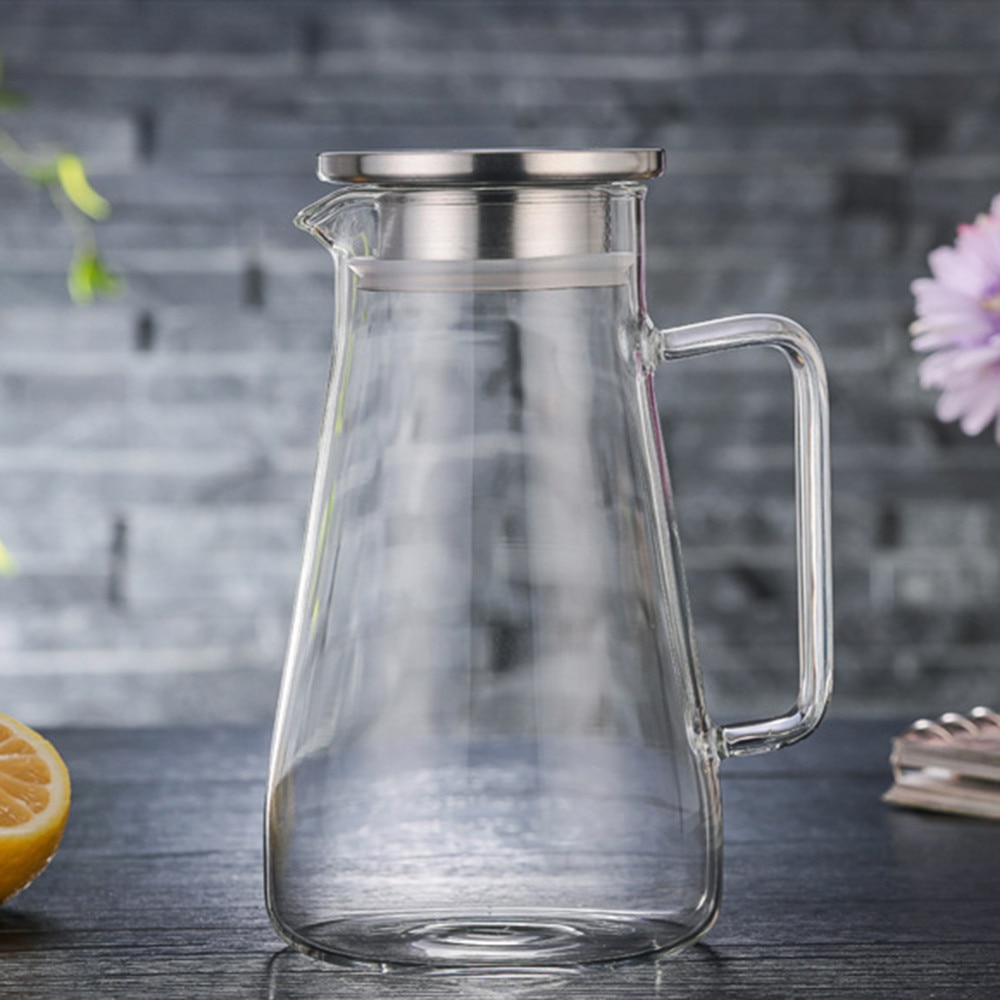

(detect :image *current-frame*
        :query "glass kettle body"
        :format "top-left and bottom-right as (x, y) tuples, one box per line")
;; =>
(265, 149), (832, 968)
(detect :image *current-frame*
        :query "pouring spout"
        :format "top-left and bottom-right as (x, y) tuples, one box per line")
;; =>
(294, 188), (374, 254)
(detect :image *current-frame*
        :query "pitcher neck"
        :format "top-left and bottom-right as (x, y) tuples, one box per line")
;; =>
(384, 185), (648, 262)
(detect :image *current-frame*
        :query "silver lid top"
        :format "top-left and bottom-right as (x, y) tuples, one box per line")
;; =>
(317, 148), (665, 186)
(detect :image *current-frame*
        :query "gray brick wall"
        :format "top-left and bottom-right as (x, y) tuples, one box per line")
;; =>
(1, 0), (999, 724)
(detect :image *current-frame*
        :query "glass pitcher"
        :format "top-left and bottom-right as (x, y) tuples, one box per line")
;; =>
(265, 149), (832, 968)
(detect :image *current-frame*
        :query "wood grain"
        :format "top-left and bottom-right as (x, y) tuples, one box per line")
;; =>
(1, 720), (997, 997)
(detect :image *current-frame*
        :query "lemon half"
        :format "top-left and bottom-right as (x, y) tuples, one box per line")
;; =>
(0, 713), (72, 905)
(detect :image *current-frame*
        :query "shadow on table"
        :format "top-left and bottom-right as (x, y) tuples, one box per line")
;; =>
(0, 908), (65, 953)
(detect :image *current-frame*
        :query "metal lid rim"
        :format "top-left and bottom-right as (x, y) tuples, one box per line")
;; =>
(316, 148), (666, 185)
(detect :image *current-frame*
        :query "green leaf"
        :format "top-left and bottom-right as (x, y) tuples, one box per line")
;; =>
(0, 539), (18, 577)
(22, 158), (59, 185)
(69, 249), (122, 303)
(0, 88), (24, 109)
(56, 153), (110, 220)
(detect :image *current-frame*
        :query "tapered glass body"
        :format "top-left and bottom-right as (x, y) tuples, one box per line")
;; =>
(266, 154), (832, 968)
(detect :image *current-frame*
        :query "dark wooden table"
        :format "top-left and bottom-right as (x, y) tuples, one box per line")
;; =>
(1, 719), (998, 998)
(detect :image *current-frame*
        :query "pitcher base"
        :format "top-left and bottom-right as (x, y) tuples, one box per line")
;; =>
(284, 911), (710, 968)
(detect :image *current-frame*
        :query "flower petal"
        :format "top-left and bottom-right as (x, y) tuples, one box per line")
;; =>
(968, 217), (1000, 274)
(932, 368), (1000, 437)
(911, 275), (978, 310)
(928, 245), (993, 297)
(958, 229), (1000, 279)
(959, 389), (1000, 437)
(917, 350), (982, 389)
(946, 343), (1000, 371)
(936, 383), (983, 423)
(911, 331), (963, 353)
(910, 312), (993, 347)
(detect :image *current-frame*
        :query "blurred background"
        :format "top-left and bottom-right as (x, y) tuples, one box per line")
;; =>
(1, 0), (999, 725)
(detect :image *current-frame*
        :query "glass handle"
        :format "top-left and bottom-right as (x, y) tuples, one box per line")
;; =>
(657, 314), (833, 757)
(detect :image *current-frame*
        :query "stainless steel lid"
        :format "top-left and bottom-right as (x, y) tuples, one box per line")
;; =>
(308, 149), (662, 265)
(317, 148), (665, 186)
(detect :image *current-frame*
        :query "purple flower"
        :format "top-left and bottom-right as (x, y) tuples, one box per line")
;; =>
(911, 194), (1000, 441)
